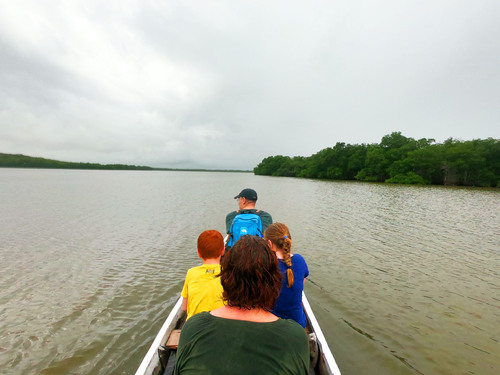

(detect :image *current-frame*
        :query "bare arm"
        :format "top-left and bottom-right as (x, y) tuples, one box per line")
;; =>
(182, 297), (187, 311)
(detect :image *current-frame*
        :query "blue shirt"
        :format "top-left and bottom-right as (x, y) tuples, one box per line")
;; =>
(272, 254), (309, 327)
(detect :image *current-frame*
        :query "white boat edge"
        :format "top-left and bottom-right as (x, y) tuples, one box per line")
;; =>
(135, 297), (183, 375)
(302, 291), (342, 375)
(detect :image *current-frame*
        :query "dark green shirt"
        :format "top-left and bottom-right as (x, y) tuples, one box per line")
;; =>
(174, 312), (309, 375)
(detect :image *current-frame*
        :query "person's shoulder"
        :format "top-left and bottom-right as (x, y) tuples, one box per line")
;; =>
(258, 210), (272, 222)
(187, 264), (204, 271)
(292, 253), (306, 263)
(255, 209), (271, 218)
(179, 312), (212, 343)
(278, 319), (309, 360)
(275, 318), (308, 339)
(186, 264), (206, 275)
(184, 311), (211, 328)
(188, 310), (211, 321)
(293, 254), (309, 277)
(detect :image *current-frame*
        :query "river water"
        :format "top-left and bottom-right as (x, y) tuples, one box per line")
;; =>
(0, 169), (498, 375)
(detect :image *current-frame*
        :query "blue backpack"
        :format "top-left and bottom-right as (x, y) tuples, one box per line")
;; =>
(227, 210), (263, 247)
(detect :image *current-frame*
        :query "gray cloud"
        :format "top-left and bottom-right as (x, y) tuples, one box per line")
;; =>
(1, 0), (499, 169)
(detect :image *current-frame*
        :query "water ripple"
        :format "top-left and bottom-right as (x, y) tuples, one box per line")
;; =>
(1, 171), (499, 374)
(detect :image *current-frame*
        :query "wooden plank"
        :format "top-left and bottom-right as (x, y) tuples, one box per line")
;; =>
(165, 329), (181, 349)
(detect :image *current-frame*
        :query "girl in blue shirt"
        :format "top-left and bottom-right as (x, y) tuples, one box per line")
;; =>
(264, 223), (309, 327)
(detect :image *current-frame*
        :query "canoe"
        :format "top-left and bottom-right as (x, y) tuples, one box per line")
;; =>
(135, 292), (341, 375)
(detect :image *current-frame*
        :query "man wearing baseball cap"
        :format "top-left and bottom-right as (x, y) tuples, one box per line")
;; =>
(225, 188), (273, 240)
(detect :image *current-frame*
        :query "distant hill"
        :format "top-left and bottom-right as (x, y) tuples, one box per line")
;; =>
(0, 153), (250, 173)
(0, 153), (155, 170)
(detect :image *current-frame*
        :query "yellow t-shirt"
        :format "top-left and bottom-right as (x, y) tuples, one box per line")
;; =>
(181, 264), (224, 320)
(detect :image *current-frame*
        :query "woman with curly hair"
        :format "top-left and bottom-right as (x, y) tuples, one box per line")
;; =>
(174, 235), (309, 375)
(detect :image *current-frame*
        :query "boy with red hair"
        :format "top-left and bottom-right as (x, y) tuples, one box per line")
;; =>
(181, 230), (225, 320)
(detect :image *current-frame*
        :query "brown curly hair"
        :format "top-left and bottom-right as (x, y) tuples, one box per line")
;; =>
(220, 235), (282, 310)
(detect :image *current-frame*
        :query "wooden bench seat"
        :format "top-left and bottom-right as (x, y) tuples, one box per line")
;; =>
(165, 329), (182, 349)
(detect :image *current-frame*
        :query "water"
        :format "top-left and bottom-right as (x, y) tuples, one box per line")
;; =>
(0, 169), (498, 374)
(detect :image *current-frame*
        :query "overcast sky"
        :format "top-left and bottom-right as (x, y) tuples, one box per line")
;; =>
(1, 1), (499, 169)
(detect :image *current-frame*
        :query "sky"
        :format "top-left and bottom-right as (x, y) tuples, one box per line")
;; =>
(1, 1), (499, 170)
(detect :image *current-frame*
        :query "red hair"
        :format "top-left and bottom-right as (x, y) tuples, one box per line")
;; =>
(197, 230), (224, 259)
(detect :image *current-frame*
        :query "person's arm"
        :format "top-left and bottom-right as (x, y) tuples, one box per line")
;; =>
(181, 272), (189, 312)
(182, 297), (188, 311)
(225, 211), (235, 233)
(301, 255), (308, 285)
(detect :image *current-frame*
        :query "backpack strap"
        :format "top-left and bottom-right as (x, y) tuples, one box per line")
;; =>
(227, 210), (240, 242)
(254, 210), (262, 234)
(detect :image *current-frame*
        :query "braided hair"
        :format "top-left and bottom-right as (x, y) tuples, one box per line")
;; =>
(264, 223), (294, 288)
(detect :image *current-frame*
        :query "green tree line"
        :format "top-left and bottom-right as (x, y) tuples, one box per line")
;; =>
(0, 153), (251, 173)
(254, 132), (500, 187)
(0, 153), (154, 170)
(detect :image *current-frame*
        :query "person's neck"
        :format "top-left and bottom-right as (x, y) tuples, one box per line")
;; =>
(202, 258), (220, 265)
(240, 204), (255, 210)
(211, 305), (278, 323)
(268, 243), (288, 260)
